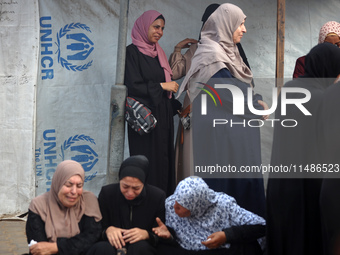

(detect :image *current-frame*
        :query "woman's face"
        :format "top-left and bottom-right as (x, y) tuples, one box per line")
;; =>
(233, 19), (247, 44)
(174, 201), (191, 217)
(324, 33), (340, 47)
(120, 176), (144, 200)
(58, 174), (83, 208)
(147, 18), (165, 43)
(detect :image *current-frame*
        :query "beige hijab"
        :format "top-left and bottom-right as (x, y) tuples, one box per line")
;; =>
(29, 160), (102, 242)
(177, 3), (253, 101)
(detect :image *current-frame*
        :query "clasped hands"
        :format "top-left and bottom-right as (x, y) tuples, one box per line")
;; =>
(152, 217), (227, 249)
(106, 226), (149, 249)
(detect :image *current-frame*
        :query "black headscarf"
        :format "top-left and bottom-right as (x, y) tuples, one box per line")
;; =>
(119, 155), (149, 207)
(304, 42), (340, 79)
(201, 3), (220, 24)
(119, 155), (149, 184)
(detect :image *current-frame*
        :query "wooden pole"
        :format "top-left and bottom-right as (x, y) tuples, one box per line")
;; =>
(276, 0), (285, 88)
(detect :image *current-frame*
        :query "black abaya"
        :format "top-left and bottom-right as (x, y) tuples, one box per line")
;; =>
(319, 84), (340, 255)
(124, 44), (177, 196)
(266, 43), (340, 255)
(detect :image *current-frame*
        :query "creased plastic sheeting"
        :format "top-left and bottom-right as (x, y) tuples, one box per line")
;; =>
(35, 0), (119, 196)
(0, 0), (38, 216)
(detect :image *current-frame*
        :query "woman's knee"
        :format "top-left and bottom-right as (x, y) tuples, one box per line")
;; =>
(128, 241), (156, 255)
(86, 241), (116, 255)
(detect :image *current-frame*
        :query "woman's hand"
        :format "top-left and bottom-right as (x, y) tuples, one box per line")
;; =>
(152, 217), (172, 239)
(122, 228), (149, 244)
(29, 242), (58, 255)
(174, 38), (198, 52)
(106, 226), (126, 249)
(201, 231), (227, 249)
(161, 81), (179, 93)
(258, 100), (269, 120)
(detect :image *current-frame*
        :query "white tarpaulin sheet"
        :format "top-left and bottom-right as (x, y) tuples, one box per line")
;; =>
(35, 0), (119, 196)
(0, 0), (38, 216)
(2, 0), (340, 216)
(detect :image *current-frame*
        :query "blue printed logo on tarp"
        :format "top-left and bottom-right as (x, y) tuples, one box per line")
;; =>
(60, 134), (98, 182)
(56, 23), (94, 72)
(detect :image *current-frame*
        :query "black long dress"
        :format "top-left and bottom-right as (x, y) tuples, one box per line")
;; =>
(192, 68), (266, 218)
(319, 83), (340, 255)
(266, 43), (340, 255)
(124, 44), (179, 196)
(266, 78), (325, 255)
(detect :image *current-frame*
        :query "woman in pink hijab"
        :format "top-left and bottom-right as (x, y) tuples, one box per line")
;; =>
(26, 160), (102, 255)
(124, 10), (181, 197)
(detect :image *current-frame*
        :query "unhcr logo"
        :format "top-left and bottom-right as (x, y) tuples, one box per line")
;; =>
(39, 17), (94, 80)
(56, 23), (94, 71)
(60, 134), (98, 182)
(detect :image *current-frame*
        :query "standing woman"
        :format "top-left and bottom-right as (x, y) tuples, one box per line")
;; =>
(175, 4), (265, 217)
(124, 10), (181, 196)
(267, 43), (340, 255)
(176, 3), (267, 218)
(25, 160), (102, 255)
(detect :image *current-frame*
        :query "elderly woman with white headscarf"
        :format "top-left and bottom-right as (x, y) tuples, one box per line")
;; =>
(175, 3), (267, 219)
(26, 160), (102, 255)
(153, 177), (265, 255)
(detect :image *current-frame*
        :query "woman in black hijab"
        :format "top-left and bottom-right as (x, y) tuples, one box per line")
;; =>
(94, 155), (166, 255)
(266, 43), (340, 255)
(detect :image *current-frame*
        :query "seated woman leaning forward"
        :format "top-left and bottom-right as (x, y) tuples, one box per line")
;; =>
(26, 160), (102, 255)
(93, 155), (166, 255)
(153, 177), (266, 255)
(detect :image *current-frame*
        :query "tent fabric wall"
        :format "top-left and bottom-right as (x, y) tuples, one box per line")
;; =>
(0, 0), (38, 216)
(35, 0), (119, 196)
(1, 0), (340, 217)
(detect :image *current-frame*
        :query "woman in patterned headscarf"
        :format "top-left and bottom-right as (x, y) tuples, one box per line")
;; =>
(293, 21), (340, 78)
(153, 177), (265, 255)
(26, 160), (102, 255)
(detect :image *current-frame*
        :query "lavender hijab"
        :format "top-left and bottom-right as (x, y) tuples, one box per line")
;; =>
(177, 3), (253, 101)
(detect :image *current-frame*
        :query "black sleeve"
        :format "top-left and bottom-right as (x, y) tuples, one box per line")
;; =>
(223, 224), (265, 244)
(57, 215), (102, 255)
(26, 210), (48, 243)
(154, 190), (166, 224)
(171, 97), (182, 116)
(124, 45), (164, 108)
(26, 211), (102, 255)
(98, 185), (113, 240)
(148, 187), (166, 246)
